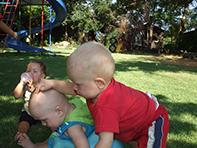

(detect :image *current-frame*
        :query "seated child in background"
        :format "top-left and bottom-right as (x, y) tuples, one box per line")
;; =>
(35, 41), (170, 148)
(14, 60), (47, 141)
(0, 13), (18, 40)
(18, 89), (95, 148)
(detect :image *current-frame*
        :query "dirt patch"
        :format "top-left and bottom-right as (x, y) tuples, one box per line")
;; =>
(157, 55), (197, 67)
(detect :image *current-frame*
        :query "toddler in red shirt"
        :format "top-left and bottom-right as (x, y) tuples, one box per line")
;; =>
(36, 41), (169, 148)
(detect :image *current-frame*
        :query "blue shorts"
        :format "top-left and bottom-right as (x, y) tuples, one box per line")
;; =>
(19, 111), (40, 126)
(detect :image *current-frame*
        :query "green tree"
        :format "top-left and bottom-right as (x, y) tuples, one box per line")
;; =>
(62, 0), (115, 42)
(114, 0), (166, 47)
(113, 0), (196, 49)
(15, 5), (51, 31)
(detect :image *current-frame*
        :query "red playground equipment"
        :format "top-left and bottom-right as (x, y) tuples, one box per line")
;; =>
(0, 0), (67, 55)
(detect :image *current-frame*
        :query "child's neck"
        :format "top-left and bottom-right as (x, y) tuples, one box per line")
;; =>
(64, 103), (76, 118)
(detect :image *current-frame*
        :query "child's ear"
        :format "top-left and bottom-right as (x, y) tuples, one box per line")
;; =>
(95, 77), (106, 89)
(41, 74), (46, 79)
(55, 106), (64, 117)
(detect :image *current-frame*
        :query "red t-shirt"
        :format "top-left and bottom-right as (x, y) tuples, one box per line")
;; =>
(87, 78), (156, 143)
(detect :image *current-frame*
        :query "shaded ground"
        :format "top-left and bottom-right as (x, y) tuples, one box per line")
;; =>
(158, 55), (197, 67)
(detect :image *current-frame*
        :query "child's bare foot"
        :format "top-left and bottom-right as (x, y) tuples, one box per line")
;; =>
(18, 133), (34, 148)
(14, 132), (23, 141)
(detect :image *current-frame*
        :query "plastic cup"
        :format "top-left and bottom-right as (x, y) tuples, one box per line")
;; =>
(21, 72), (32, 82)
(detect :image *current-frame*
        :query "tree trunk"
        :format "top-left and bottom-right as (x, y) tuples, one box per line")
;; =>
(177, 7), (187, 40)
(64, 25), (68, 41)
(171, 25), (173, 44)
(150, 24), (154, 44)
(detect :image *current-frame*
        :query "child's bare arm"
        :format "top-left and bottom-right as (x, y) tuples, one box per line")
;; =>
(0, 20), (18, 40)
(13, 80), (25, 99)
(94, 132), (114, 148)
(67, 124), (90, 148)
(35, 79), (76, 95)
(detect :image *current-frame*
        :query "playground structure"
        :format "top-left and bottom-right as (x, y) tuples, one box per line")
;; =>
(96, 31), (126, 53)
(0, 0), (67, 55)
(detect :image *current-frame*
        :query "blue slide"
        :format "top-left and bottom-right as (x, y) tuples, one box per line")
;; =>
(5, 0), (67, 55)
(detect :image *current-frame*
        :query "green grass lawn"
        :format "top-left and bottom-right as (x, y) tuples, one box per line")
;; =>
(0, 46), (197, 148)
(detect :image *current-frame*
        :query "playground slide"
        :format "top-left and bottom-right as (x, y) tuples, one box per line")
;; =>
(5, 0), (67, 55)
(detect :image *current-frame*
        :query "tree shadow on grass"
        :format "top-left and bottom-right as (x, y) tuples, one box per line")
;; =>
(156, 94), (197, 118)
(0, 98), (22, 147)
(0, 97), (51, 148)
(167, 139), (197, 148)
(154, 94), (197, 148)
(0, 55), (70, 96)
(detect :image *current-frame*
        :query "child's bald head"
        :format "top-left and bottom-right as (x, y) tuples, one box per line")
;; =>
(29, 89), (69, 119)
(67, 41), (115, 83)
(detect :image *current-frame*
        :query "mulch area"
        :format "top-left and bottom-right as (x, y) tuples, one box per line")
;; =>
(159, 55), (197, 67)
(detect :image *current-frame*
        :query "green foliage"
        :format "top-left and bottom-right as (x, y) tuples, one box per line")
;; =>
(14, 5), (52, 31)
(113, 0), (197, 50)
(9, 0), (197, 50)
(43, 40), (49, 47)
(68, 36), (73, 44)
(64, 0), (114, 33)
(70, 4), (92, 32)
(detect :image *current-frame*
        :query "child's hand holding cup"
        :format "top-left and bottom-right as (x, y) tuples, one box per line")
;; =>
(21, 72), (32, 83)
(21, 72), (35, 92)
